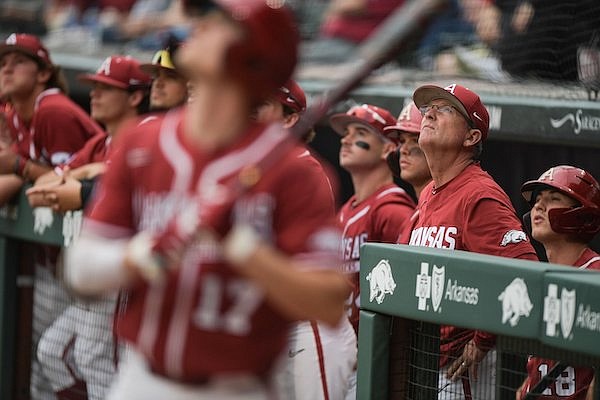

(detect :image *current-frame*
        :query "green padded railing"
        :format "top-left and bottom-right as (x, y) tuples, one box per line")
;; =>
(357, 243), (600, 399)
(0, 188), (67, 399)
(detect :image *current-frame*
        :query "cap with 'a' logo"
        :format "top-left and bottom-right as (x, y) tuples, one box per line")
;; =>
(78, 55), (152, 90)
(329, 104), (397, 138)
(0, 33), (52, 66)
(412, 83), (490, 140)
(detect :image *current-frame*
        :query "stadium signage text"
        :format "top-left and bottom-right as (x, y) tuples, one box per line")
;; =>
(550, 109), (600, 135)
(415, 262), (479, 313)
(544, 284), (600, 340)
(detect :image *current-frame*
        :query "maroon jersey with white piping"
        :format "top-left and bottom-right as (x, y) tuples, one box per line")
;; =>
(338, 183), (415, 332)
(522, 248), (600, 400)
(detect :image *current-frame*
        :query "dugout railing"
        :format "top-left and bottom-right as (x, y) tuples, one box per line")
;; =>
(0, 187), (69, 400)
(357, 243), (600, 399)
(3, 189), (600, 399)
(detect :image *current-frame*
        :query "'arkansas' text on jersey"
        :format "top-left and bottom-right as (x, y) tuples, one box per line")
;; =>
(409, 226), (457, 249)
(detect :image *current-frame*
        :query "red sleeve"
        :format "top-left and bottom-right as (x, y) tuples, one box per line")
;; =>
(275, 155), (338, 255)
(372, 200), (415, 243)
(464, 198), (538, 260)
(85, 130), (135, 232)
(65, 133), (110, 169)
(35, 103), (103, 166)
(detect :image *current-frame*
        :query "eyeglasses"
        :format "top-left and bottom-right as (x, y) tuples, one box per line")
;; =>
(419, 104), (475, 129)
(418, 104), (456, 116)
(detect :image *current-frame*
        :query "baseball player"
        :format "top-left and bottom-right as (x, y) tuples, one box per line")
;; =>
(27, 55), (151, 400)
(516, 165), (600, 400)
(64, 2), (349, 400)
(402, 83), (539, 400)
(331, 103), (416, 399)
(0, 101), (23, 205)
(139, 41), (188, 111)
(331, 103), (416, 333)
(0, 32), (104, 400)
(384, 101), (432, 200)
(255, 79), (357, 400)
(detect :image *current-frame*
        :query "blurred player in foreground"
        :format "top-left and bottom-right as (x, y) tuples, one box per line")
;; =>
(331, 103), (416, 399)
(384, 101), (431, 200)
(255, 79), (357, 400)
(517, 165), (600, 400)
(65, 1), (350, 399)
(404, 83), (538, 399)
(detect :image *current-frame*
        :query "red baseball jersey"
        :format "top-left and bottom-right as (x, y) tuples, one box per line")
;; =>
(64, 133), (111, 169)
(10, 89), (103, 165)
(523, 248), (600, 400)
(338, 183), (415, 332)
(400, 163), (538, 366)
(84, 109), (341, 381)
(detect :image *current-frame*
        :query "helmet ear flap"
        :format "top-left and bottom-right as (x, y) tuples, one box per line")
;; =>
(549, 207), (600, 236)
(522, 211), (533, 235)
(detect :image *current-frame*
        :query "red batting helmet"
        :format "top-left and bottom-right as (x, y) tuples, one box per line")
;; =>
(184, 0), (299, 101)
(383, 102), (422, 142)
(521, 165), (600, 236)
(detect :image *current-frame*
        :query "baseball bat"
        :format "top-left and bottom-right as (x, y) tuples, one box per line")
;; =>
(229, 0), (447, 191)
(149, 0), (447, 272)
(292, 0), (446, 140)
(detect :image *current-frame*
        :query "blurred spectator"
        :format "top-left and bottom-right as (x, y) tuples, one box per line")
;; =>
(44, 0), (189, 51)
(476, 0), (599, 81)
(302, 0), (405, 63)
(101, 0), (189, 50)
(0, 0), (46, 35)
(415, 0), (479, 71)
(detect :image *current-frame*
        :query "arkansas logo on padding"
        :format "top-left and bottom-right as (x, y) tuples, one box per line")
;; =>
(366, 259), (396, 304)
(498, 277), (533, 327)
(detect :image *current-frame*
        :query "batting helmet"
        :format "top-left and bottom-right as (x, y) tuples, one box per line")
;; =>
(521, 165), (600, 236)
(183, 0), (299, 101)
(383, 102), (422, 142)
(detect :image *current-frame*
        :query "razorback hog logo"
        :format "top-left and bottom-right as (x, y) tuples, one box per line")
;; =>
(501, 230), (528, 247)
(366, 259), (397, 304)
(367, 260), (396, 304)
(498, 278), (533, 327)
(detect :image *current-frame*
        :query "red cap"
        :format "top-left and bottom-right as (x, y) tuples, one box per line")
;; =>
(78, 55), (152, 90)
(330, 104), (397, 138)
(0, 33), (52, 66)
(383, 102), (422, 142)
(413, 83), (489, 140)
(274, 79), (306, 113)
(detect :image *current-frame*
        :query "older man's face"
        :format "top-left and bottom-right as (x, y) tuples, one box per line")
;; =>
(418, 100), (471, 154)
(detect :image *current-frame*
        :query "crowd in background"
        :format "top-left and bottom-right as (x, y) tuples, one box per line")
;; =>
(0, 0), (599, 82)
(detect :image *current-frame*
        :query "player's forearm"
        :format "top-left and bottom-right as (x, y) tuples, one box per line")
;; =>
(64, 232), (132, 295)
(232, 245), (350, 326)
(0, 174), (24, 206)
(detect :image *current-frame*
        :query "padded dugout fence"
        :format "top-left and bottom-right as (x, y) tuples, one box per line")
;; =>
(2, 196), (600, 399)
(357, 243), (600, 400)
(0, 188), (75, 399)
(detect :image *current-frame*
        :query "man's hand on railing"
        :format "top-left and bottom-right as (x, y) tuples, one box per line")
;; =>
(446, 339), (489, 382)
